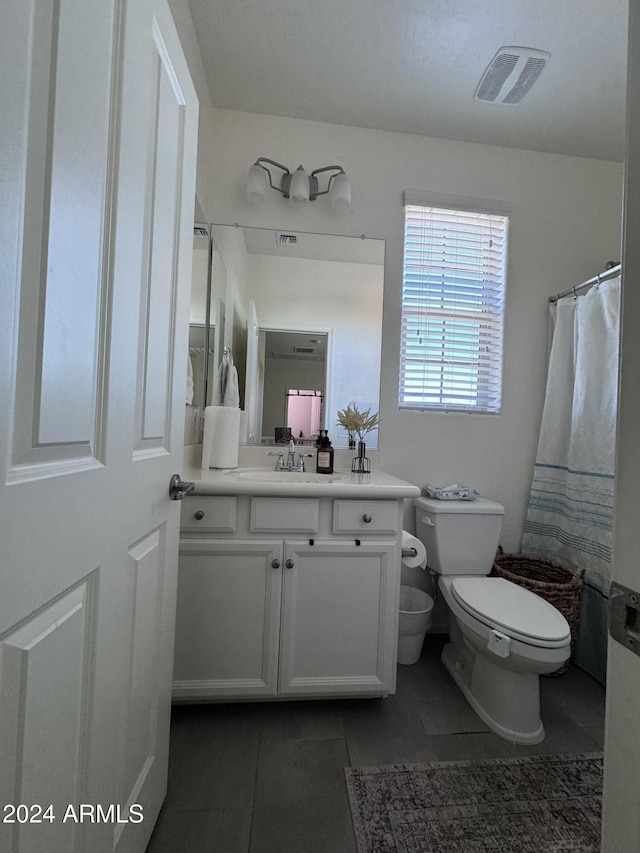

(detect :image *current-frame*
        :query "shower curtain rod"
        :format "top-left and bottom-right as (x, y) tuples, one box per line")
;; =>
(548, 262), (621, 303)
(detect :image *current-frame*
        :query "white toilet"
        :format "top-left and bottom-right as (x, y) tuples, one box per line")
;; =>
(414, 495), (571, 744)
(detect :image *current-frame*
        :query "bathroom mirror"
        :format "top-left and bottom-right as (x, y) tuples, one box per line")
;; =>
(187, 225), (214, 411)
(187, 225), (229, 414)
(209, 224), (384, 448)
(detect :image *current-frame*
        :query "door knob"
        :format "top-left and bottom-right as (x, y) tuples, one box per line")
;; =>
(285, 559), (294, 569)
(169, 474), (195, 500)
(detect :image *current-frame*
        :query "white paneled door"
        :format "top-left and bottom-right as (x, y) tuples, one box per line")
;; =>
(0, 2), (198, 852)
(601, 4), (640, 851)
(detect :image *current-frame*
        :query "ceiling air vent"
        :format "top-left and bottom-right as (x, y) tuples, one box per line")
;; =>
(475, 47), (550, 105)
(276, 231), (298, 245)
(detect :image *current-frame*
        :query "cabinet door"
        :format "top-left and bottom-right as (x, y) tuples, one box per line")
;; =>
(279, 540), (399, 696)
(173, 540), (283, 700)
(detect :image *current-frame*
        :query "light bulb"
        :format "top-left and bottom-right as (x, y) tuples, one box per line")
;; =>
(329, 172), (351, 211)
(246, 163), (268, 203)
(289, 166), (310, 203)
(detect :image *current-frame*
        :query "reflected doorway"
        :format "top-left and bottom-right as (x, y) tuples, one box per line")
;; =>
(286, 389), (324, 441)
(261, 330), (327, 442)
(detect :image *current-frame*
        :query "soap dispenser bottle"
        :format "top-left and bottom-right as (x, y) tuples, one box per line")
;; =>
(316, 431), (334, 474)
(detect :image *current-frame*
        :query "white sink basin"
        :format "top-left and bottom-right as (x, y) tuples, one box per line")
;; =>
(230, 469), (349, 484)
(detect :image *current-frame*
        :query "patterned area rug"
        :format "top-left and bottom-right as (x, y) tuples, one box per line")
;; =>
(345, 752), (603, 853)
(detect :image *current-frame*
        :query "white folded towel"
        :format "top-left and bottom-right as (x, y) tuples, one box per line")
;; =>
(186, 355), (194, 405)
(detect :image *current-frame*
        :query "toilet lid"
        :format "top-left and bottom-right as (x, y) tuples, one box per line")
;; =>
(450, 577), (571, 647)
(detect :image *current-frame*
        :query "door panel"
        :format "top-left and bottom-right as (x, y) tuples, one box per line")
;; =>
(279, 540), (397, 695)
(173, 541), (283, 699)
(601, 4), (640, 851)
(115, 528), (167, 848)
(136, 32), (185, 452)
(0, 578), (98, 853)
(0, 2), (198, 851)
(9, 0), (116, 478)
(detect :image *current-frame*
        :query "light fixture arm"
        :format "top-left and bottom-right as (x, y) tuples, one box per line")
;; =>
(253, 158), (291, 196)
(309, 165), (346, 199)
(246, 157), (350, 209)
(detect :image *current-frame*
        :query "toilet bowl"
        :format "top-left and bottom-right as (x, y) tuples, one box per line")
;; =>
(414, 496), (571, 744)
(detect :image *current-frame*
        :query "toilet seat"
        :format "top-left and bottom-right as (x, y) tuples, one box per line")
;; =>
(450, 577), (571, 649)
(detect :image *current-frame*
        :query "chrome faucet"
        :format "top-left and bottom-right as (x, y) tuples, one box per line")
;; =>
(267, 440), (313, 471)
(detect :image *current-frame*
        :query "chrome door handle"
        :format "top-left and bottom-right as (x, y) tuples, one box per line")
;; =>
(169, 474), (195, 500)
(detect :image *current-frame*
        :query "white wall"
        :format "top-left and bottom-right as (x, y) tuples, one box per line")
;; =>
(197, 107), (623, 553)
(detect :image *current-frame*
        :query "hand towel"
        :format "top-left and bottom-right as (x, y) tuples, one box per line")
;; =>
(222, 363), (240, 407)
(211, 362), (226, 406)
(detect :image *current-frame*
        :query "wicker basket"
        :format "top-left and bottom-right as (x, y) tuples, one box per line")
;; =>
(491, 550), (584, 676)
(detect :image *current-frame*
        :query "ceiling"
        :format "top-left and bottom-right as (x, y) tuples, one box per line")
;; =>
(187, 0), (628, 163)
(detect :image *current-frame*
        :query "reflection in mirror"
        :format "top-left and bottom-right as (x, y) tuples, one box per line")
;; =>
(186, 224), (229, 447)
(188, 225), (212, 407)
(208, 225), (384, 448)
(261, 330), (327, 444)
(185, 225), (213, 444)
(206, 240), (227, 405)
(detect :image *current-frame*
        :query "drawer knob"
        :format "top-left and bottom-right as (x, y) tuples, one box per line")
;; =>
(362, 514), (372, 523)
(194, 510), (205, 520)
(271, 559), (281, 569)
(285, 559), (294, 569)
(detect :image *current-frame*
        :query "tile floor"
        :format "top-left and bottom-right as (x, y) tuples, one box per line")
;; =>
(147, 635), (606, 852)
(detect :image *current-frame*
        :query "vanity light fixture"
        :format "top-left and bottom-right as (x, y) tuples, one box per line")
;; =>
(246, 158), (351, 210)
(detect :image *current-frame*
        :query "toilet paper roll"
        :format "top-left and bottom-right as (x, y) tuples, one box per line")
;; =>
(401, 530), (427, 570)
(201, 406), (241, 469)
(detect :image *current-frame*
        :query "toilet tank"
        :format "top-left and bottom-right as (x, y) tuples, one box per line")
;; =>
(414, 496), (504, 575)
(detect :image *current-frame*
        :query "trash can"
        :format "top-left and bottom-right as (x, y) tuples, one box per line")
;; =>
(397, 585), (434, 665)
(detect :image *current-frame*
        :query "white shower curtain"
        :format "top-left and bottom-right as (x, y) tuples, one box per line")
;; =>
(521, 276), (621, 683)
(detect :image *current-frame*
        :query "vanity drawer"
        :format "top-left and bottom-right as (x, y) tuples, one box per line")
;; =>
(181, 497), (237, 533)
(250, 498), (319, 533)
(333, 500), (399, 534)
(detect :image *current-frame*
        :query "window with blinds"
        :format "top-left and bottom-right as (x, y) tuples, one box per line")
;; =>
(400, 202), (508, 413)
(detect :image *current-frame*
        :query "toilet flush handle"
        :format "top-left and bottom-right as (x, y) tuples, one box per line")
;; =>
(420, 515), (436, 527)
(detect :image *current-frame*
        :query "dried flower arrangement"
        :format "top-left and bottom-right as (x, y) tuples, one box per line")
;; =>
(336, 402), (380, 441)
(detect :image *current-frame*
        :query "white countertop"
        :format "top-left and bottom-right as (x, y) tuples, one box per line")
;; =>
(185, 464), (420, 500)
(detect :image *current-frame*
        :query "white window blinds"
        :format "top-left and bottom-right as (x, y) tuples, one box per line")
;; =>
(400, 203), (508, 413)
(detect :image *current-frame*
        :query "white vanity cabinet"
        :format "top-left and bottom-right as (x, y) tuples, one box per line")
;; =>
(172, 494), (403, 701)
